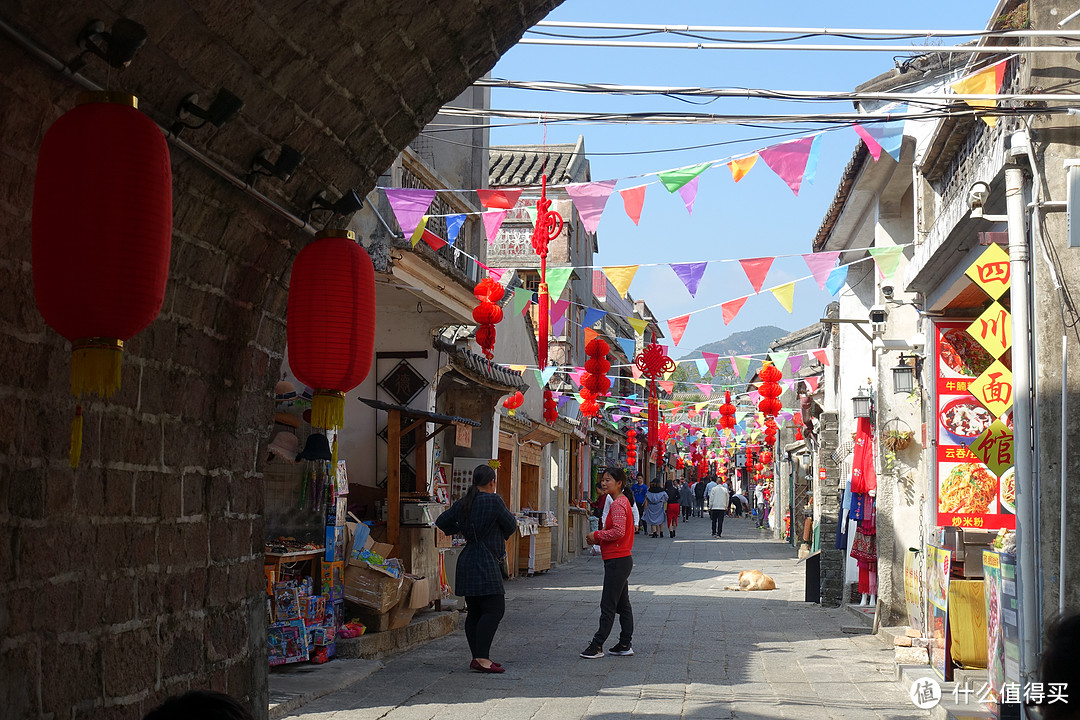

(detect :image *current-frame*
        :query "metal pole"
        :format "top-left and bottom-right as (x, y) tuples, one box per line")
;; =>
(1005, 160), (1039, 698)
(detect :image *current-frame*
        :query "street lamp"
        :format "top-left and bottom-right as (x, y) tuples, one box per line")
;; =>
(891, 356), (916, 394)
(852, 386), (874, 419)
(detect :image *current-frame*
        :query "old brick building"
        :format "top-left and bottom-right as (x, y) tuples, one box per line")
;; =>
(0, 2), (561, 717)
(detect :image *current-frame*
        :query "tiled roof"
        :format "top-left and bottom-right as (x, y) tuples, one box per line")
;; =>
(489, 138), (587, 187)
(433, 338), (528, 391)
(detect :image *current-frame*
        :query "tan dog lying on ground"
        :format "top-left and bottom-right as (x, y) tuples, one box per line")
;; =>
(725, 570), (777, 591)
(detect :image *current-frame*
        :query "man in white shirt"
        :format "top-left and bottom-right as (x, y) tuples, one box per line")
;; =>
(707, 482), (730, 538)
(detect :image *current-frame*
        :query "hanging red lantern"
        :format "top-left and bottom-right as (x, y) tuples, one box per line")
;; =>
(33, 93), (173, 467)
(543, 389), (558, 423)
(288, 229), (376, 434)
(579, 333), (610, 415)
(718, 390), (737, 430)
(795, 428), (804, 441)
(760, 450), (773, 465)
(757, 360), (783, 419)
(503, 390), (524, 416)
(472, 278), (504, 360)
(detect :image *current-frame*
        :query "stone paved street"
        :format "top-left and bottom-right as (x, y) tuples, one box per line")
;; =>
(283, 513), (924, 720)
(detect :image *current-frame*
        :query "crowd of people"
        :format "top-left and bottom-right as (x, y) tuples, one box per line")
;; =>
(624, 472), (773, 540)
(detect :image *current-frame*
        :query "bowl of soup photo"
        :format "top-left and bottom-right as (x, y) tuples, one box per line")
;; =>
(939, 398), (993, 445)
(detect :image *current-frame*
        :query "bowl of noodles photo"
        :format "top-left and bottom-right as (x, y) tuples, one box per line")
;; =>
(939, 462), (997, 514)
(939, 398), (994, 445)
(938, 328), (994, 378)
(999, 467), (1015, 515)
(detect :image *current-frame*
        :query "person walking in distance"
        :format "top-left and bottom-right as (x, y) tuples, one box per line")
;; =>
(664, 478), (681, 538)
(679, 479), (693, 522)
(708, 480), (730, 538)
(643, 479), (668, 538)
(434, 464), (516, 673)
(694, 476), (707, 518)
(580, 467), (635, 659)
(631, 474), (648, 534)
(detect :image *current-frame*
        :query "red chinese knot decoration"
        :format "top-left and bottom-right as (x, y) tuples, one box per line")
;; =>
(472, 278), (504, 359)
(634, 336), (676, 451)
(32, 94), (173, 467)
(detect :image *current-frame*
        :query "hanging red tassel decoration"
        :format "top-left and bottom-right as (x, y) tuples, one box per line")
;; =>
(473, 278), (504, 359)
(634, 334), (675, 451)
(757, 360), (783, 418)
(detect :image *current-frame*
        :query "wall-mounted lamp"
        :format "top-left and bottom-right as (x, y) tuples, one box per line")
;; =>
(852, 386), (874, 419)
(891, 354), (922, 394)
(249, 145), (304, 182)
(172, 89), (244, 134)
(74, 18), (147, 70)
(307, 189), (363, 222)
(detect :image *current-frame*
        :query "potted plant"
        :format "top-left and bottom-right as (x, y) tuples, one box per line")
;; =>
(882, 428), (914, 452)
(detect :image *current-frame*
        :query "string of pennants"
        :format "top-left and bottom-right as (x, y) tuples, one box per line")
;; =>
(380, 59), (1007, 249)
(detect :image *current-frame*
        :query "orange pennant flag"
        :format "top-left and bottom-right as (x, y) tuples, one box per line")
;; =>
(728, 154), (759, 183)
(584, 327), (598, 346)
(951, 59), (1008, 127)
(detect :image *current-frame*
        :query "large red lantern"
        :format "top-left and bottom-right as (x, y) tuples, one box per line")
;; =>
(718, 390), (737, 431)
(288, 229), (376, 432)
(473, 278), (504, 359)
(580, 333), (610, 418)
(32, 93), (173, 467)
(757, 360), (783, 419)
(543, 389), (558, 424)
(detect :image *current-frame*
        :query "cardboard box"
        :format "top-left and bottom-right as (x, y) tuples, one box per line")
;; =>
(435, 528), (453, 548)
(343, 562), (404, 613)
(387, 594), (416, 630)
(406, 576), (431, 609)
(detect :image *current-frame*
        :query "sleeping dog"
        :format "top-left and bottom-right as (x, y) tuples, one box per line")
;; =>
(725, 569), (777, 591)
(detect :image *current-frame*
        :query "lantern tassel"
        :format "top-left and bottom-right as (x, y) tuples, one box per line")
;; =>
(310, 390), (345, 430)
(71, 340), (123, 398)
(331, 435), (339, 474)
(69, 404), (83, 468)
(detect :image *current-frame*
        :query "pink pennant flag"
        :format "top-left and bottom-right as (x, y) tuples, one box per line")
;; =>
(788, 355), (803, 374)
(658, 381), (675, 394)
(667, 315), (690, 346)
(740, 257), (774, 294)
(565, 180), (617, 235)
(552, 316), (567, 336)
(629, 405), (643, 415)
(701, 351), (720, 375)
(551, 299), (570, 322)
(811, 349), (831, 366)
(482, 210), (508, 244)
(631, 364), (643, 379)
(476, 189), (522, 210)
(803, 376), (820, 393)
(758, 135), (817, 196)
(384, 187), (436, 238)
(620, 184), (646, 225)
(677, 177), (699, 215)
(748, 390), (760, 403)
(710, 410), (720, 420)
(568, 369), (584, 387)
(487, 268), (506, 282)
(721, 296), (748, 325)
(803, 252), (842, 290)
(852, 125), (884, 161)
(696, 383), (713, 396)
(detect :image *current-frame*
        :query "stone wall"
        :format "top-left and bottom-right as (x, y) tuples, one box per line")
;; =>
(0, 1), (561, 717)
(817, 411), (844, 607)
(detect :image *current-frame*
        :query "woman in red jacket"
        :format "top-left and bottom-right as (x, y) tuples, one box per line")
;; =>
(580, 467), (635, 659)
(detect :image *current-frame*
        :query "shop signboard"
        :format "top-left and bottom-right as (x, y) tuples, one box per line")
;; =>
(928, 544), (953, 681)
(934, 320), (1014, 530)
(903, 547), (924, 635)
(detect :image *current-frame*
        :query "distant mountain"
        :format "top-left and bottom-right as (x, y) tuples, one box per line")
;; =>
(679, 325), (788, 361)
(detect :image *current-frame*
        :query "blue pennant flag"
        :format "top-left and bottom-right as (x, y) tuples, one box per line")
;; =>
(825, 265), (849, 296)
(445, 214), (466, 245)
(616, 336), (637, 361)
(582, 307), (607, 329)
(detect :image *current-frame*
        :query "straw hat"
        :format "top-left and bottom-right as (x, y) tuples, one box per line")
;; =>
(267, 431), (300, 463)
(274, 411), (300, 428)
(274, 381), (297, 401)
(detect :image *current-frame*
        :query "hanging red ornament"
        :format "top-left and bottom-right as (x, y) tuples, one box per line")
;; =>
(760, 451), (773, 465)
(288, 229), (376, 434)
(503, 390), (524, 416)
(757, 360), (783, 419)
(718, 390), (737, 431)
(33, 93), (173, 467)
(580, 333), (611, 412)
(472, 278), (504, 360)
(543, 389), (559, 423)
(795, 429), (804, 441)
(634, 334), (675, 451)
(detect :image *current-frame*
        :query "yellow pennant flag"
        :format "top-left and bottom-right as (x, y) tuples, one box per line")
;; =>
(663, 370), (673, 381)
(695, 401), (709, 413)
(951, 59), (1007, 127)
(508, 364), (527, 372)
(628, 317), (649, 336)
(603, 265), (639, 298)
(770, 282), (795, 313)
(630, 377), (647, 388)
(728, 154), (759, 183)
(410, 215), (430, 247)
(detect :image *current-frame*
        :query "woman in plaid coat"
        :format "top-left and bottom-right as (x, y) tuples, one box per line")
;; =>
(435, 464), (516, 673)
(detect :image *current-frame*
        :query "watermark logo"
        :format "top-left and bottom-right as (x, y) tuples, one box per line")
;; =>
(911, 678), (942, 709)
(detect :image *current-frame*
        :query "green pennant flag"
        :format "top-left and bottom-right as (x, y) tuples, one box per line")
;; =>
(732, 355), (752, 380)
(658, 162), (712, 193)
(534, 367), (557, 388)
(525, 206), (538, 227)
(545, 267), (574, 300)
(734, 411), (748, 423)
(868, 246), (904, 279)
(513, 287), (532, 316)
(769, 351), (790, 372)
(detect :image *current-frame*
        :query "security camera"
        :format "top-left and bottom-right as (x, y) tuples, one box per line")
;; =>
(969, 181), (990, 211)
(869, 304), (889, 325)
(881, 284), (895, 300)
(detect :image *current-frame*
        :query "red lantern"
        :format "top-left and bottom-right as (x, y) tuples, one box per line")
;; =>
(760, 451), (773, 465)
(543, 389), (558, 423)
(580, 333), (610, 415)
(718, 390), (737, 431)
(757, 360), (783, 419)
(288, 229), (376, 432)
(473, 278), (504, 359)
(33, 94), (173, 466)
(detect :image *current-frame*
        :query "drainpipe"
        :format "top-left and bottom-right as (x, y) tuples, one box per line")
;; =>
(1004, 138), (1039, 697)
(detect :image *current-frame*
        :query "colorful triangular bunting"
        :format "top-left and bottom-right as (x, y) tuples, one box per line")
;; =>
(384, 187), (436, 238)
(757, 135), (816, 196)
(670, 262), (708, 298)
(565, 180), (617, 235)
(620, 184), (646, 225)
(667, 315), (690, 346)
(770, 282), (795, 313)
(740, 257), (774, 294)
(603, 265), (639, 298)
(721, 297), (748, 326)
(658, 162), (711, 193)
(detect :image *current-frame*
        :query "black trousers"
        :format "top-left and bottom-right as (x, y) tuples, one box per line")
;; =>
(681, 505), (692, 520)
(464, 593), (505, 659)
(710, 509), (726, 536)
(591, 555), (633, 647)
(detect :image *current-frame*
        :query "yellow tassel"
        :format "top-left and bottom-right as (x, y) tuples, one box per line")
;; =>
(71, 339), (123, 398)
(70, 405), (83, 468)
(331, 435), (339, 473)
(310, 390), (345, 430)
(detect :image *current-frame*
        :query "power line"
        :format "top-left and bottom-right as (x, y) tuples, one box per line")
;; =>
(531, 20), (1077, 39)
(516, 37), (1071, 54)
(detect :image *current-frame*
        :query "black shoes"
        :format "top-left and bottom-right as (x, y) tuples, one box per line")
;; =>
(608, 642), (634, 656)
(579, 643), (604, 659)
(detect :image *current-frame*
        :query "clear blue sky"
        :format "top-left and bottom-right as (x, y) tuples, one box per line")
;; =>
(488, 1), (994, 354)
